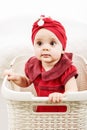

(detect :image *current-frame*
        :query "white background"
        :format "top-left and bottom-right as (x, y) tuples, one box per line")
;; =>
(0, 0), (87, 24)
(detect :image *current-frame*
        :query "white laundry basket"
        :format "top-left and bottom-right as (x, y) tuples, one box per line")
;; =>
(1, 54), (87, 130)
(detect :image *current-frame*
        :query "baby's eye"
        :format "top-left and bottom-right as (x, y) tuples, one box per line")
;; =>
(36, 41), (43, 46)
(50, 41), (56, 46)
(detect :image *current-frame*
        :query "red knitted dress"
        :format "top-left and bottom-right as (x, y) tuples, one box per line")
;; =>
(25, 53), (78, 112)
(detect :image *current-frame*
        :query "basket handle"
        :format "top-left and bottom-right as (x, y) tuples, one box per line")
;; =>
(1, 76), (87, 102)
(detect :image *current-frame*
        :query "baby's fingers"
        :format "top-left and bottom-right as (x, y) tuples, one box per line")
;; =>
(3, 69), (12, 76)
(3, 69), (16, 81)
(49, 93), (63, 103)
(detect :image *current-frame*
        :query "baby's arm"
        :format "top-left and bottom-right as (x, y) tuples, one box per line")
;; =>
(65, 77), (78, 92)
(48, 77), (78, 103)
(4, 69), (32, 87)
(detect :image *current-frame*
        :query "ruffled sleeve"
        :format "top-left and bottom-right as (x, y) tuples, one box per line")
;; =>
(61, 65), (78, 85)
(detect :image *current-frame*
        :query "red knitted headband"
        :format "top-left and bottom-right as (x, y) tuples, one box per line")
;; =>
(31, 15), (67, 50)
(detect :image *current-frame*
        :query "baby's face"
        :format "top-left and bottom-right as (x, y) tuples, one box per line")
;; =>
(33, 28), (63, 65)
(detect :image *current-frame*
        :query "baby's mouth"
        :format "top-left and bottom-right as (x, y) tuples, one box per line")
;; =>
(41, 54), (50, 58)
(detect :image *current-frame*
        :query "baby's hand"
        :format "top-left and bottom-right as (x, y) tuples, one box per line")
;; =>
(3, 69), (20, 82)
(3, 69), (30, 87)
(48, 92), (63, 103)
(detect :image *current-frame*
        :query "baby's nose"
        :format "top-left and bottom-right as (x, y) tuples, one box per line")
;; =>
(42, 44), (49, 50)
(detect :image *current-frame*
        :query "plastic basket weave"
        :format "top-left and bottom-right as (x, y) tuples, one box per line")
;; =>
(1, 54), (87, 130)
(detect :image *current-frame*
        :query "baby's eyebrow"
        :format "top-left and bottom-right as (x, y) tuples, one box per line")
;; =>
(35, 38), (41, 41)
(50, 37), (56, 40)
